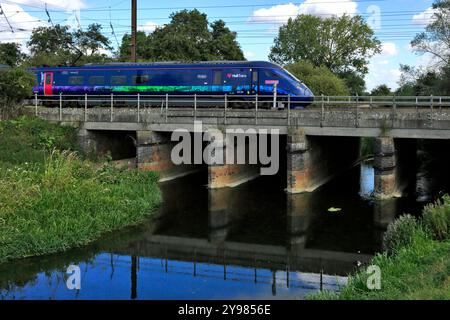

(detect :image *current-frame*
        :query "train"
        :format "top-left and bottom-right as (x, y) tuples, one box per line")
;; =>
(30, 61), (314, 108)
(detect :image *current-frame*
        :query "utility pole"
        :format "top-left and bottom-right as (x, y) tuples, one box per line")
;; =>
(131, 0), (137, 62)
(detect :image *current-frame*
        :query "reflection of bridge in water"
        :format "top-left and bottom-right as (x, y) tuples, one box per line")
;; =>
(108, 178), (401, 298)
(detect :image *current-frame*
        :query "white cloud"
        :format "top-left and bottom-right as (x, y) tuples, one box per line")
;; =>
(412, 7), (438, 26)
(138, 21), (159, 33)
(380, 42), (398, 56)
(249, 0), (357, 25)
(0, 3), (47, 47)
(244, 51), (256, 59)
(9, 0), (86, 11)
(298, 0), (357, 17)
(366, 58), (402, 91)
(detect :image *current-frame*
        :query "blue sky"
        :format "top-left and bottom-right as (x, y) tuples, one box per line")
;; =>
(0, 0), (437, 90)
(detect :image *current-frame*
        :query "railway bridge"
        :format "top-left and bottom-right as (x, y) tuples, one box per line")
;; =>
(31, 94), (450, 199)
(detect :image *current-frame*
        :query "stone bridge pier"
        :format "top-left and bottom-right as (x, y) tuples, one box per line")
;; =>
(286, 129), (361, 193)
(374, 137), (417, 199)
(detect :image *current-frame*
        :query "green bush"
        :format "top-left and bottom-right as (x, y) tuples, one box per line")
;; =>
(0, 67), (35, 118)
(286, 60), (350, 96)
(422, 195), (450, 241)
(0, 116), (78, 165)
(382, 214), (419, 255)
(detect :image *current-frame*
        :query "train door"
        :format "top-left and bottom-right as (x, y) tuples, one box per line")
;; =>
(43, 72), (53, 96)
(251, 69), (258, 94)
(213, 69), (222, 92)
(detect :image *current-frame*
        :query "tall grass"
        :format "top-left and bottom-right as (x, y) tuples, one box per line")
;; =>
(0, 117), (161, 264)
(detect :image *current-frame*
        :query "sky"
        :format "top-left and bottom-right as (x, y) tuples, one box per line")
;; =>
(0, 0), (439, 90)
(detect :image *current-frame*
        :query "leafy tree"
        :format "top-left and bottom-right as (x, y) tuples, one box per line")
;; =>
(286, 60), (350, 96)
(0, 43), (26, 67)
(119, 31), (150, 61)
(370, 84), (392, 96)
(27, 24), (112, 66)
(208, 20), (245, 60)
(74, 24), (111, 56)
(269, 14), (381, 78)
(28, 25), (73, 56)
(0, 68), (35, 118)
(119, 9), (244, 61)
(411, 0), (450, 67)
(339, 70), (366, 95)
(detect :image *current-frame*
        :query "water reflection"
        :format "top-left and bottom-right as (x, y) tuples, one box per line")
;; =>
(0, 162), (425, 300)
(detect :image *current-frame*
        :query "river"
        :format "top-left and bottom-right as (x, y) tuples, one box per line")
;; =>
(0, 162), (433, 300)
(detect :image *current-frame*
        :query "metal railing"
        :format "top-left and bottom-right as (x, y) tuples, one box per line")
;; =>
(31, 93), (450, 129)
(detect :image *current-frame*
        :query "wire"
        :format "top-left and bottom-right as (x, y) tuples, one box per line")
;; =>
(0, 3), (15, 33)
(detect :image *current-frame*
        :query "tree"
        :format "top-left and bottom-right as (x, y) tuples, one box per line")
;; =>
(339, 70), (366, 95)
(0, 43), (26, 67)
(269, 14), (381, 78)
(411, 0), (450, 67)
(119, 31), (150, 61)
(119, 9), (244, 61)
(370, 84), (392, 96)
(0, 68), (35, 118)
(74, 24), (111, 56)
(208, 20), (245, 60)
(286, 60), (350, 96)
(27, 24), (112, 66)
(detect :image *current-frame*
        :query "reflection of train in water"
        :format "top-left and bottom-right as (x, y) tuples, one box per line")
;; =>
(30, 61), (314, 108)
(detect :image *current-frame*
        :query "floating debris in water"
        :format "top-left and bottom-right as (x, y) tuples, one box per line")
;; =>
(327, 207), (342, 213)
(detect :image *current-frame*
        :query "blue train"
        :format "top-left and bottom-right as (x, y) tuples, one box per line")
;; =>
(30, 61), (314, 108)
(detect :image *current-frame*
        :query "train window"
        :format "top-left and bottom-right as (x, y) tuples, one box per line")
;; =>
(68, 76), (84, 85)
(252, 71), (258, 82)
(45, 74), (52, 85)
(264, 70), (278, 79)
(89, 76), (105, 85)
(111, 76), (127, 85)
(133, 75), (149, 85)
(213, 70), (222, 85)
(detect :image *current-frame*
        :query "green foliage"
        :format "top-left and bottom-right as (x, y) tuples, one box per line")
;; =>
(311, 223), (450, 300)
(370, 84), (392, 96)
(0, 118), (161, 264)
(119, 9), (245, 61)
(382, 214), (420, 255)
(422, 195), (450, 240)
(269, 14), (381, 77)
(0, 68), (35, 118)
(0, 116), (78, 164)
(286, 60), (349, 96)
(0, 152), (160, 264)
(0, 43), (26, 67)
(27, 24), (111, 66)
(311, 196), (450, 300)
(339, 71), (366, 96)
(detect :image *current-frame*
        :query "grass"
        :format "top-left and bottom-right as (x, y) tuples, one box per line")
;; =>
(0, 116), (161, 264)
(310, 198), (450, 300)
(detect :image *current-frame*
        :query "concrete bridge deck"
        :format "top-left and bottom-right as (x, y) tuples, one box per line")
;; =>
(32, 104), (450, 139)
(28, 95), (450, 198)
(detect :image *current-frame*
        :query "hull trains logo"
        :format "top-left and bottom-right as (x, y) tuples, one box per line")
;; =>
(226, 73), (248, 79)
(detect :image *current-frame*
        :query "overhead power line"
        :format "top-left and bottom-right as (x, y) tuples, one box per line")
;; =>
(0, 3), (15, 33)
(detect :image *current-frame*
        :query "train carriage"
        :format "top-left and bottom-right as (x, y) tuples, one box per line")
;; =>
(30, 61), (314, 108)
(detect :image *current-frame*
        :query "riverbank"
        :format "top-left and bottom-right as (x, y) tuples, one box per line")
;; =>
(311, 198), (450, 300)
(0, 116), (161, 265)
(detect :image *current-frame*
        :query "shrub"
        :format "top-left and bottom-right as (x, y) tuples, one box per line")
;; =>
(422, 195), (450, 241)
(383, 214), (419, 255)
(0, 67), (35, 119)
(286, 60), (350, 96)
